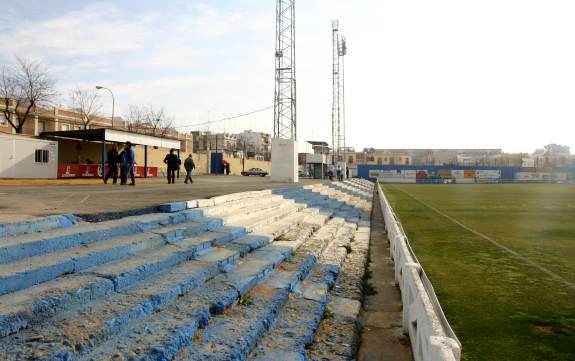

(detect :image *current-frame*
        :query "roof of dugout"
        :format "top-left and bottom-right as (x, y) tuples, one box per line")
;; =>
(41, 128), (181, 150)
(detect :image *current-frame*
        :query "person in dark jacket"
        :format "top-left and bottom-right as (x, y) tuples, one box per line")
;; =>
(118, 148), (126, 185)
(164, 149), (181, 184)
(104, 145), (119, 184)
(184, 154), (195, 184)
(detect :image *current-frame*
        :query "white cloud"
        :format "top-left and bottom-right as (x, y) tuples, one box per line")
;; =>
(1, 0), (573, 153)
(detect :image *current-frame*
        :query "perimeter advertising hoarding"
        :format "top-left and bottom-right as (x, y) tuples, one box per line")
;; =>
(515, 172), (567, 182)
(475, 170), (501, 179)
(376, 169), (416, 183)
(464, 170), (476, 179)
(58, 165), (158, 178)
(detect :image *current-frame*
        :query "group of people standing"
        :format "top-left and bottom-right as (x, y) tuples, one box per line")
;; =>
(163, 150), (196, 184)
(327, 165), (348, 181)
(104, 142), (136, 186)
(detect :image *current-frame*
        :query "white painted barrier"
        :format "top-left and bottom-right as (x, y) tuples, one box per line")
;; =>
(378, 183), (461, 361)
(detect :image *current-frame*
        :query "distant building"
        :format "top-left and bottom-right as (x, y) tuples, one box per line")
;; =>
(191, 131), (237, 153)
(0, 102), (193, 153)
(234, 130), (271, 160)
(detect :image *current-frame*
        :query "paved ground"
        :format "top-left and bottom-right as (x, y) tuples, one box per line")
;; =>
(0, 175), (326, 221)
(357, 193), (412, 361)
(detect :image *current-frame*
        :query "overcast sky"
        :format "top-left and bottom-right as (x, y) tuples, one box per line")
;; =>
(1, 0), (574, 153)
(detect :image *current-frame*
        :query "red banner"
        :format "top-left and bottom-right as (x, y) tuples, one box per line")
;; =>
(58, 164), (158, 179)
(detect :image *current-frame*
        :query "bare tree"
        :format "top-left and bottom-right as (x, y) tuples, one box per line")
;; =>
(70, 87), (102, 130)
(0, 57), (57, 133)
(124, 104), (175, 137)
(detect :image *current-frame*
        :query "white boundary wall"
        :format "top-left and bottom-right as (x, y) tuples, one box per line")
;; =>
(378, 183), (461, 361)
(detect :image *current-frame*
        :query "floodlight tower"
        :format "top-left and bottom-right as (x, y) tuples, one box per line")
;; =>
(274, 0), (296, 140)
(340, 36), (347, 157)
(332, 21), (347, 166)
(272, 0), (299, 182)
(331, 20), (340, 165)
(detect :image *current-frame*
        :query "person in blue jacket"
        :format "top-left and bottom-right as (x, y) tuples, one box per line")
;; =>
(122, 141), (136, 186)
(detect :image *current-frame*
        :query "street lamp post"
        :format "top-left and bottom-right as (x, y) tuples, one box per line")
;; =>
(95, 86), (115, 128)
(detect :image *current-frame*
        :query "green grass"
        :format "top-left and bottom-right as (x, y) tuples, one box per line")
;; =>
(381, 184), (575, 361)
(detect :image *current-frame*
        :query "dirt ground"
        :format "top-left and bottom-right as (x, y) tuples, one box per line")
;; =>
(0, 175), (326, 221)
(357, 194), (413, 361)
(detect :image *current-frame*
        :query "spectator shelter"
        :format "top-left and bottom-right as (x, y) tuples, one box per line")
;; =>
(41, 128), (181, 179)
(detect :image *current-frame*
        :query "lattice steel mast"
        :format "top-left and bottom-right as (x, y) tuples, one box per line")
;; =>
(274, 0), (297, 140)
(332, 21), (347, 164)
(331, 20), (340, 164)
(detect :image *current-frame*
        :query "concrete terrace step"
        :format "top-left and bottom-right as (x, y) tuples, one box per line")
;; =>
(0, 239), (265, 360)
(0, 180), (376, 360)
(186, 220), (356, 361)
(249, 222), (357, 361)
(228, 202), (304, 232)
(0, 214), (79, 239)
(0, 214), (223, 297)
(202, 195), (285, 217)
(0, 227), (246, 338)
(0, 209), (204, 264)
(73, 224), (316, 361)
(0, 232), (164, 296)
(307, 227), (371, 361)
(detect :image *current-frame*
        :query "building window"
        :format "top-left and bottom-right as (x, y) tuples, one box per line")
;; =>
(0, 113), (7, 125)
(377, 157), (382, 165)
(37, 120), (45, 135)
(35, 149), (50, 163)
(61, 123), (69, 131)
(348, 156), (354, 164)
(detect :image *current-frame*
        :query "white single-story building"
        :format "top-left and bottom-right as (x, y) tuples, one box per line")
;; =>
(0, 133), (58, 179)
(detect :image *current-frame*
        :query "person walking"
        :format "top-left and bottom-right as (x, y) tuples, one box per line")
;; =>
(336, 166), (342, 182)
(118, 148), (126, 185)
(164, 149), (181, 184)
(104, 145), (119, 184)
(184, 154), (195, 184)
(122, 142), (136, 186)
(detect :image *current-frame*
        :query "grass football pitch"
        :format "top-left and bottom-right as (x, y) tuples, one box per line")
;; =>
(381, 184), (575, 361)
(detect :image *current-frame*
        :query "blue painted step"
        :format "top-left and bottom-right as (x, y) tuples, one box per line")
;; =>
(80, 232), (308, 361)
(0, 227), (245, 338)
(0, 248), (242, 359)
(0, 209), (204, 263)
(0, 214), (79, 238)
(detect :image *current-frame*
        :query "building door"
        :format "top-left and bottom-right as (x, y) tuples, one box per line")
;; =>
(210, 152), (223, 174)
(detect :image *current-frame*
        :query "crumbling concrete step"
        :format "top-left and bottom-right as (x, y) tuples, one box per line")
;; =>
(307, 227), (371, 361)
(230, 202), (304, 232)
(0, 232), (164, 296)
(248, 223), (356, 360)
(0, 209), (204, 264)
(0, 274), (114, 338)
(203, 195), (284, 217)
(0, 214), (79, 239)
(0, 248), (243, 360)
(151, 217), (224, 243)
(187, 222), (356, 361)
(0, 216), (227, 297)
(0, 228), (246, 338)
(80, 218), (320, 361)
(252, 208), (322, 238)
(224, 200), (298, 227)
